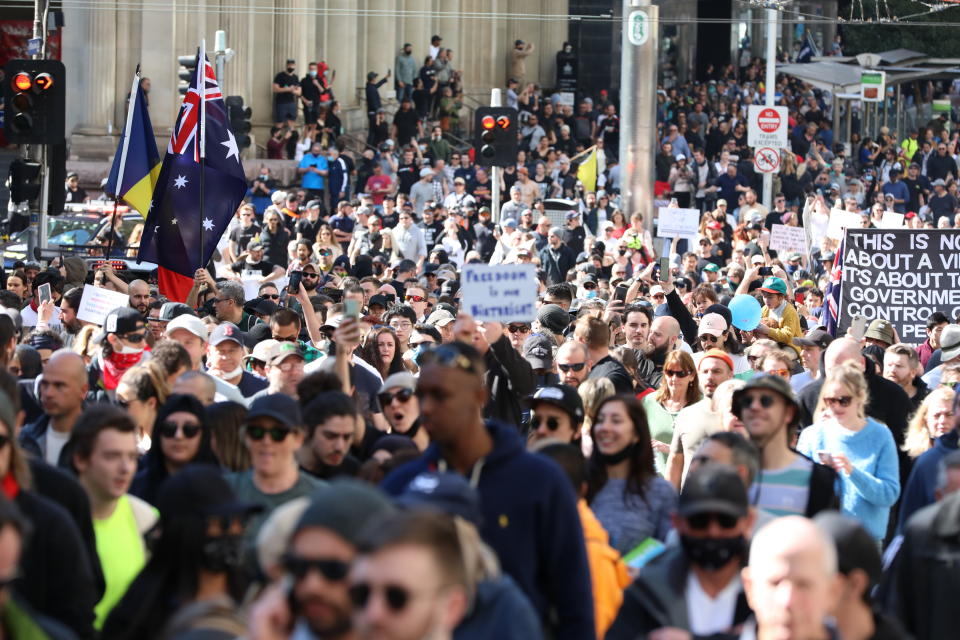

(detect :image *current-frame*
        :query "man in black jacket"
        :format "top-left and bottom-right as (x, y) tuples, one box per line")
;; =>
(538, 227), (576, 286)
(733, 374), (839, 517)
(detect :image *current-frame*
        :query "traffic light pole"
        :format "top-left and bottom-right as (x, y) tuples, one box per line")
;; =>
(490, 88), (501, 223)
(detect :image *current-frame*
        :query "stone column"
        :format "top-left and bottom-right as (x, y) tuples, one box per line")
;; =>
(74, 6), (117, 133)
(366, 0), (397, 100)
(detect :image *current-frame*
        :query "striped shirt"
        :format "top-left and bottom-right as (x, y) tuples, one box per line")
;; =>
(749, 456), (812, 518)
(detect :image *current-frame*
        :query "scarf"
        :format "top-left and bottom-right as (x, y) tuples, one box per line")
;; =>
(102, 351), (143, 391)
(3, 473), (19, 500)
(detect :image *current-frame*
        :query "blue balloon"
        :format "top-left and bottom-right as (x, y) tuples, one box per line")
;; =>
(729, 294), (762, 331)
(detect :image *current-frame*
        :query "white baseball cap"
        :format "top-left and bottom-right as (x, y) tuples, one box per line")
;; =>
(165, 314), (209, 342)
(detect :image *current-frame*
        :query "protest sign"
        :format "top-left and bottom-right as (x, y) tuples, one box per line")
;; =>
(656, 207), (700, 240)
(837, 229), (960, 341)
(878, 211), (904, 228)
(461, 263), (537, 323)
(826, 208), (864, 240)
(769, 224), (808, 256)
(77, 284), (131, 325)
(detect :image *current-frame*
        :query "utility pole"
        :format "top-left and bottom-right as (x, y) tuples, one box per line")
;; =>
(619, 0), (658, 243)
(762, 3), (778, 209)
(490, 88), (501, 223)
(29, 0), (49, 256)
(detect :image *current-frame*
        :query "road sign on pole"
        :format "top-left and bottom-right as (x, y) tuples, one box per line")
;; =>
(748, 105), (788, 149)
(754, 147), (781, 174)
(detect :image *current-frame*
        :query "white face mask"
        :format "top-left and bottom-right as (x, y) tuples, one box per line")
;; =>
(218, 365), (244, 380)
(117, 343), (144, 355)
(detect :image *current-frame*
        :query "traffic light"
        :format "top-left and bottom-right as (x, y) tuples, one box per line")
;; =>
(2, 59), (66, 145)
(473, 106), (518, 168)
(225, 96), (252, 149)
(7, 158), (42, 205)
(178, 54), (197, 96)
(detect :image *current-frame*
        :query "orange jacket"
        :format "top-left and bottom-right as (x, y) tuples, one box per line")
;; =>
(579, 499), (631, 638)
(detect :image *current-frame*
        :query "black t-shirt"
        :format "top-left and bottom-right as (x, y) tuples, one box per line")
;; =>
(231, 259), (276, 277)
(419, 221), (443, 250)
(901, 176), (928, 213)
(295, 217), (322, 244)
(562, 226), (586, 256)
(230, 224), (261, 251)
(300, 75), (321, 104)
(393, 109), (421, 146)
(380, 211), (399, 229)
(273, 71), (299, 104)
(396, 162), (419, 195)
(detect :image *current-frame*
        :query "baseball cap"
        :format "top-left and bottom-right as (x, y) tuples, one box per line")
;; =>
(698, 313), (728, 337)
(101, 307), (145, 338)
(932, 178), (946, 187)
(269, 341), (305, 365)
(209, 322), (244, 347)
(528, 384), (584, 424)
(565, 210), (578, 220)
(649, 285), (665, 297)
(522, 333), (555, 370)
(793, 328), (833, 349)
(943, 325), (960, 361)
(157, 464), (262, 523)
(247, 393), (303, 429)
(380, 371), (417, 394)
(864, 319), (895, 345)
(367, 71), (378, 80)
(397, 472), (483, 527)
(419, 167), (434, 178)
(787, 252), (802, 262)
(502, 218), (518, 230)
(368, 294), (389, 309)
(158, 302), (196, 322)
(717, 198), (728, 207)
(165, 313), (208, 341)
(247, 240), (265, 252)
(731, 373), (799, 419)
(678, 465), (748, 519)
(537, 304), (570, 335)
(245, 339), (279, 364)
(821, 251), (836, 263)
(295, 479), (396, 542)
(701, 348), (734, 372)
(702, 263), (720, 273)
(426, 309), (456, 327)
(758, 277), (787, 295)
(750, 254), (765, 265)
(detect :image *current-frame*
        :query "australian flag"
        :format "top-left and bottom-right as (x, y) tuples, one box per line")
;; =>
(823, 236), (844, 336)
(138, 41), (246, 302)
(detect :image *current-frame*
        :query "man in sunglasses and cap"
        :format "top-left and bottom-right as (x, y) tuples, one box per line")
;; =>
(527, 384), (584, 446)
(87, 307), (149, 401)
(607, 465), (755, 639)
(732, 374), (838, 518)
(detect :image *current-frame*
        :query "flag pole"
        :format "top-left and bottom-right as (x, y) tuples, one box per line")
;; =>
(198, 41), (207, 271)
(107, 65), (142, 259)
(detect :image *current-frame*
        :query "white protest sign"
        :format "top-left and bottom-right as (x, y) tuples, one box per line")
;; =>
(748, 105), (788, 149)
(461, 263), (537, 323)
(769, 224), (809, 256)
(826, 208), (864, 240)
(241, 278), (261, 301)
(878, 211), (905, 228)
(656, 207), (700, 240)
(77, 284), (132, 325)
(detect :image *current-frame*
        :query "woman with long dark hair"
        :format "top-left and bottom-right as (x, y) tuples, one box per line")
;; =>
(587, 395), (677, 553)
(130, 395), (219, 505)
(360, 326), (405, 379)
(206, 401), (250, 472)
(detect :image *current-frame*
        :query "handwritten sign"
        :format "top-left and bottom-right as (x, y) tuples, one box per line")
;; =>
(769, 224), (808, 257)
(461, 264), (537, 323)
(826, 208), (864, 240)
(77, 284), (131, 325)
(656, 207), (700, 240)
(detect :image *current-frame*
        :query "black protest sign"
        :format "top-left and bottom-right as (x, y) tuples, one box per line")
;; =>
(839, 229), (960, 342)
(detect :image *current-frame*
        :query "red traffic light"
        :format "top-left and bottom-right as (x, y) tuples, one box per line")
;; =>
(12, 72), (31, 92)
(33, 73), (53, 91)
(481, 115), (496, 130)
(496, 116), (511, 129)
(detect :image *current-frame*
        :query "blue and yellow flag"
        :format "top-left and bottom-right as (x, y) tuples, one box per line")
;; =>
(106, 70), (161, 219)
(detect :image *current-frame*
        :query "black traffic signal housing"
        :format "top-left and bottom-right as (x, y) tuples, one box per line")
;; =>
(474, 106), (518, 168)
(7, 158), (42, 205)
(2, 59), (66, 145)
(178, 54), (197, 96)
(225, 96), (252, 150)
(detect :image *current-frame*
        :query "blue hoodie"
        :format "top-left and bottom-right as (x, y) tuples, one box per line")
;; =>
(898, 429), (959, 531)
(383, 421), (594, 640)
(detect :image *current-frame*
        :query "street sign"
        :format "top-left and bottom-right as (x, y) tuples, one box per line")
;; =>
(861, 71), (885, 102)
(754, 147), (780, 174)
(627, 10), (650, 46)
(747, 105), (788, 149)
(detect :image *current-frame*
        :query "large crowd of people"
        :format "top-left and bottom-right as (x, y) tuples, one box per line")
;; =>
(3, 29), (960, 640)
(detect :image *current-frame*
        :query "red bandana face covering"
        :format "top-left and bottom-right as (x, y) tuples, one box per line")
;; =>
(102, 351), (143, 390)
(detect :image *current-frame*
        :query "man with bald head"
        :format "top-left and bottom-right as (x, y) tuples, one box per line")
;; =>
(645, 315), (682, 381)
(172, 370), (217, 406)
(742, 516), (842, 640)
(797, 337), (910, 448)
(127, 280), (150, 316)
(556, 341), (591, 389)
(20, 349), (89, 467)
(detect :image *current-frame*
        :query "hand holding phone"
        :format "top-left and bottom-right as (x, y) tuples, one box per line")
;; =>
(287, 272), (302, 295)
(659, 257), (671, 281)
(343, 298), (360, 318)
(758, 266), (773, 277)
(614, 284), (629, 303)
(38, 283), (52, 305)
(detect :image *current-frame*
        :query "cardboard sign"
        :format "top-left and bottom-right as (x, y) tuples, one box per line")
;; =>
(878, 211), (905, 229)
(77, 284), (132, 325)
(656, 207), (700, 240)
(826, 208), (864, 240)
(838, 229), (960, 341)
(461, 264), (537, 323)
(769, 224), (808, 256)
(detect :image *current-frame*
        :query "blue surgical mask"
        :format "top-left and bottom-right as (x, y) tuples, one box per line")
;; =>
(584, 290), (597, 299)
(413, 343), (430, 366)
(309, 70), (318, 78)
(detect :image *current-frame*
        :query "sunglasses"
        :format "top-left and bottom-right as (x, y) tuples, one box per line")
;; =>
(531, 415), (561, 431)
(261, 293), (280, 300)
(558, 362), (586, 372)
(349, 582), (410, 613)
(737, 393), (777, 410)
(699, 334), (720, 343)
(159, 421), (202, 439)
(687, 512), (738, 530)
(823, 395), (853, 408)
(246, 425), (293, 441)
(378, 388), (415, 406)
(283, 553), (350, 582)
(319, 250), (333, 256)
(507, 324), (530, 334)
(273, 335), (299, 343)
(941, 380), (959, 389)
(301, 272), (319, 279)
(767, 368), (791, 378)
(409, 340), (436, 349)
(120, 332), (146, 343)
(583, 282), (597, 290)
(664, 369), (691, 378)
(405, 294), (426, 303)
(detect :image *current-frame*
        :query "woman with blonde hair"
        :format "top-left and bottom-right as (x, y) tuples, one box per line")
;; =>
(578, 377), (615, 457)
(312, 224), (342, 258)
(116, 362), (170, 454)
(73, 325), (99, 366)
(903, 386), (955, 460)
(797, 362), (900, 542)
(642, 350), (701, 473)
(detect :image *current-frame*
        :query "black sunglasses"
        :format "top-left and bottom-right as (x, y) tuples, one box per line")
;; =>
(378, 388), (415, 406)
(531, 415), (561, 431)
(283, 553), (350, 582)
(558, 362), (586, 372)
(261, 293), (280, 300)
(246, 425), (292, 442)
(687, 512), (738, 530)
(159, 421), (202, 439)
(120, 332), (146, 343)
(507, 324), (530, 334)
(349, 582), (410, 613)
(301, 272), (320, 279)
(737, 393), (776, 410)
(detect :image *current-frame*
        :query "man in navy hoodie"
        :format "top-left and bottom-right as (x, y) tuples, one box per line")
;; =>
(382, 341), (594, 640)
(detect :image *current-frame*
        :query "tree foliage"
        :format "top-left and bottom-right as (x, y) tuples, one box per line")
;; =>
(840, 0), (960, 57)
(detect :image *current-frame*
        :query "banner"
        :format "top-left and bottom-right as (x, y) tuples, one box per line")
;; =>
(838, 229), (960, 341)
(461, 263), (537, 323)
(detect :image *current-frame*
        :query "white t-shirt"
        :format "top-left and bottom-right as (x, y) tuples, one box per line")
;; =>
(45, 428), (71, 466)
(686, 572), (741, 636)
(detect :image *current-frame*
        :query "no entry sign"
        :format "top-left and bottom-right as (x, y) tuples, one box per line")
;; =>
(748, 105), (788, 149)
(754, 147), (780, 174)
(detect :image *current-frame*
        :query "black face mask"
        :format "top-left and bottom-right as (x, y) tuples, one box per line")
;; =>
(596, 442), (636, 466)
(201, 535), (245, 573)
(287, 67), (295, 74)
(680, 534), (746, 571)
